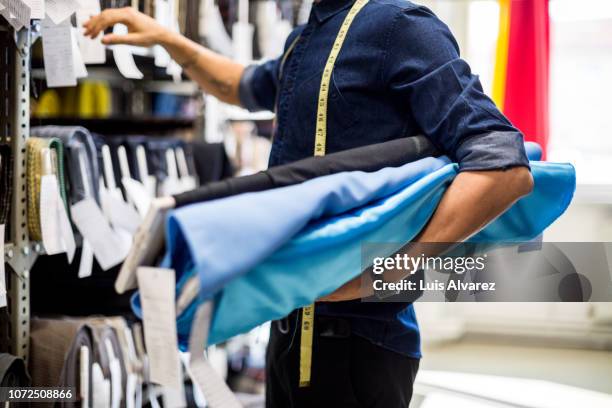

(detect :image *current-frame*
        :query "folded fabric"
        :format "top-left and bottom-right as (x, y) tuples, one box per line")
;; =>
(0, 353), (30, 386)
(132, 141), (575, 347)
(174, 135), (439, 207)
(32, 126), (101, 205)
(30, 318), (94, 407)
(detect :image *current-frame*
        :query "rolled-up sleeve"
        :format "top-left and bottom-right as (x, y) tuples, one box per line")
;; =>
(385, 6), (530, 171)
(239, 59), (280, 112)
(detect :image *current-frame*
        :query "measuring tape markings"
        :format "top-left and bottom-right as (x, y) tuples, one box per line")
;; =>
(300, 0), (370, 388)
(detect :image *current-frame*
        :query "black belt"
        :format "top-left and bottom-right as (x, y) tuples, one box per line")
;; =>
(277, 312), (351, 339)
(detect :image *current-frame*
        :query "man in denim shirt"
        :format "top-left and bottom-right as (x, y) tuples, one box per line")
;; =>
(86, 1), (533, 406)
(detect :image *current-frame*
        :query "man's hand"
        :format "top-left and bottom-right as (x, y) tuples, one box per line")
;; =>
(83, 7), (169, 47)
(83, 7), (245, 105)
(319, 166), (534, 302)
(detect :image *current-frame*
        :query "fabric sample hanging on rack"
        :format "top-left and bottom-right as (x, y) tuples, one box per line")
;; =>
(30, 318), (94, 407)
(0, 353), (31, 386)
(26, 137), (69, 240)
(175, 135), (439, 207)
(31, 126), (101, 205)
(132, 154), (575, 347)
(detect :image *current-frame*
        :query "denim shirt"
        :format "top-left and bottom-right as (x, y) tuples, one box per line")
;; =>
(239, 0), (529, 358)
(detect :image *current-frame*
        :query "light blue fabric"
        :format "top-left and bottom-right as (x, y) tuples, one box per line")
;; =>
(165, 156), (451, 296)
(132, 156), (575, 348)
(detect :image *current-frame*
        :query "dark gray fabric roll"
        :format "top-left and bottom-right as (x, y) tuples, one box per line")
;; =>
(31, 126), (101, 205)
(174, 136), (439, 207)
(0, 353), (30, 387)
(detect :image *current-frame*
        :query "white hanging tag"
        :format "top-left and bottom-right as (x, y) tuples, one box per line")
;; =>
(39, 148), (75, 260)
(75, 0), (106, 64)
(92, 363), (111, 408)
(24, 0), (44, 19)
(111, 24), (144, 79)
(117, 145), (131, 180)
(40, 173), (64, 255)
(175, 147), (197, 191)
(41, 17), (78, 88)
(104, 338), (123, 408)
(122, 177), (152, 217)
(71, 198), (129, 270)
(136, 145), (156, 197)
(161, 149), (183, 195)
(101, 145), (117, 191)
(188, 302), (242, 408)
(78, 239), (94, 278)
(70, 26), (88, 78)
(80, 345), (90, 408)
(0, 224), (6, 308)
(101, 186), (141, 234)
(0, 0), (31, 30)
(45, 0), (79, 24)
(136, 267), (184, 395)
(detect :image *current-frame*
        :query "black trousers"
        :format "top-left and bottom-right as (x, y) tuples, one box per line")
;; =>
(265, 312), (420, 408)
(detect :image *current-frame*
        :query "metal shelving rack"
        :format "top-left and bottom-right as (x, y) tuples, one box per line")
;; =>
(0, 23), (39, 362)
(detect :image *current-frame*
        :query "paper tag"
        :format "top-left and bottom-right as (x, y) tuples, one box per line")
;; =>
(136, 267), (183, 392)
(75, 0), (106, 64)
(45, 0), (78, 24)
(0, 225), (6, 308)
(101, 186), (141, 234)
(105, 338), (122, 408)
(71, 198), (129, 270)
(42, 18), (78, 88)
(71, 26), (88, 78)
(111, 24), (144, 79)
(57, 195), (77, 263)
(23, 0), (43, 19)
(189, 302), (242, 408)
(0, 0), (31, 30)
(80, 346), (90, 408)
(122, 177), (152, 217)
(78, 240), (94, 278)
(126, 373), (137, 408)
(92, 363), (111, 408)
(40, 174), (64, 255)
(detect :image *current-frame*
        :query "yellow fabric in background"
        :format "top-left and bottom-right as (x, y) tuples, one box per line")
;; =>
(33, 81), (112, 119)
(493, 0), (511, 110)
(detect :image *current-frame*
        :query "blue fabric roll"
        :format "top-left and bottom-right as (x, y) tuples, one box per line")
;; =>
(132, 156), (575, 348)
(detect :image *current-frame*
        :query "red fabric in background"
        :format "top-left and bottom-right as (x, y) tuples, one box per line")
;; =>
(504, 0), (550, 159)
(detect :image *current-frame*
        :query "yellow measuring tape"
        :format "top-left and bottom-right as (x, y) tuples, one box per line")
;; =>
(299, 0), (369, 388)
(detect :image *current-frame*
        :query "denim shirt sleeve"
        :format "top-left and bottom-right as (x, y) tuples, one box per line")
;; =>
(384, 6), (530, 171)
(239, 26), (304, 113)
(238, 59), (280, 112)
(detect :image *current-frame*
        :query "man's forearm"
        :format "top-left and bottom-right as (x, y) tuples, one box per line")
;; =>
(160, 31), (245, 106)
(319, 166), (534, 301)
(415, 166), (533, 243)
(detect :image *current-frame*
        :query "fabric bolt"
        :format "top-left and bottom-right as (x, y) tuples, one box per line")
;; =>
(26, 137), (47, 241)
(0, 144), (13, 226)
(31, 126), (101, 205)
(79, 320), (128, 408)
(0, 353), (31, 386)
(174, 136), (439, 207)
(132, 156), (575, 355)
(30, 318), (94, 407)
(26, 137), (70, 240)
